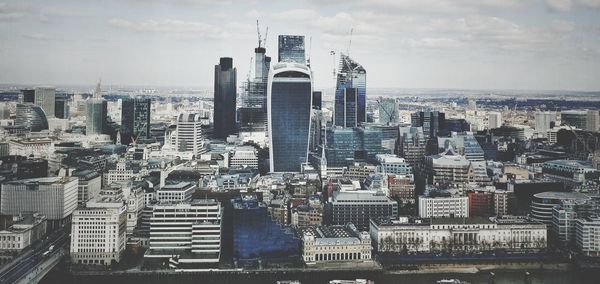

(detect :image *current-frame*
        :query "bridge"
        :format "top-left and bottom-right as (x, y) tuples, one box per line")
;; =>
(0, 228), (69, 284)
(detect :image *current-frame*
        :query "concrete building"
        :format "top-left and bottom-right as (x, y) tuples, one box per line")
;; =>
(542, 160), (599, 188)
(156, 182), (195, 203)
(329, 190), (398, 231)
(299, 224), (372, 264)
(145, 199), (222, 268)
(398, 126), (427, 166)
(535, 112), (555, 133)
(70, 192), (127, 266)
(33, 87), (56, 118)
(0, 177), (78, 227)
(575, 216), (600, 257)
(0, 213), (47, 252)
(370, 216), (547, 253)
(418, 194), (469, 218)
(71, 170), (102, 206)
(375, 154), (412, 175)
(530, 191), (591, 225)
(561, 110), (587, 130)
(423, 149), (474, 186)
(488, 111), (502, 129)
(229, 146), (259, 169)
(176, 112), (207, 156)
(387, 174), (416, 204)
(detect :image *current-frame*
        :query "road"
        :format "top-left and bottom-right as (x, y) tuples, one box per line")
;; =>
(0, 228), (69, 283)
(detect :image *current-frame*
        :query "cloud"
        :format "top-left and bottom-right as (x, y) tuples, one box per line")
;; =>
(545, 0), (600, 11)
(108, 18), (223, 40)
(21, 33), (51, 41)
(304, 0), (535, 14)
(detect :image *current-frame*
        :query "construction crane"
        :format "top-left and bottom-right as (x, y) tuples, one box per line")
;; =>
(131, 120), (149, 147)
(330, 50), (337, 79)
(256, 20), (268, 48)
(307, 36), (312, 67)
(347, 28), (353, 57)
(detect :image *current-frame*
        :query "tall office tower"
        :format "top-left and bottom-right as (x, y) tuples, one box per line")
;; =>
(411, 111), (445, 140)
(34, 87), (56, 118)
(378, 98), (398, 125)
(535, 111), (556, 132)
(0, 103), (10, 119)
(214, 57), (237, 139)
(586, 110), (600, 132)
(54, 93), (69, 119)
(15, 103), (49, 132)
(86, 98), (108, 135)
(238, 45), (271, 134)
(278, 35), (305, 64)
(176, 113), (207, 156)
(120, 98), (151, 145)
(312, 91), (322, 110)
(268, 62), (312, 172)
(488, 111), (502, 129)
(561, 110), (587, 130)
(21, 89), (35, 103)
(334, 53), (366, 127)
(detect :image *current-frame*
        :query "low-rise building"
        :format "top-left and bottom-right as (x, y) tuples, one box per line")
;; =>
(575, 216), (600, 257)
(300, 224), (372, 264)
(0, 213), (47, 251)
(418, 193), (468, 218)
(370, 216), (547, 253)
(156, 182), (195, 203)
(329, 190), (398, 231)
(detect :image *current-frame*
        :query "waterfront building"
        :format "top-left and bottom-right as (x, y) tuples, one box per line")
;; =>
(278, 35), (305, 64)
(120, 98), (151, 145)
(145, 199), (222, 267)
(231, 195), (300, 262)
(418, 194), (469, 218)
(70, 190), (127, 266)
(0, 177), (77, 227)
(551, 199), (599, 244)
(176, 112), (208, 156)
(329, 190), (398, 231)
(467, 190), (494, 217)
(214, 57), (237, 139)
(0, 213), (47, 252)
(370, 216), (547, 253)
(86, 99), (108, 135)
(334, 53), (366, 127)
(15, 103), (48, 132)
(268, 62), (312, 172)
(575, 216), (600, 257)
(299, 224), (372, 264)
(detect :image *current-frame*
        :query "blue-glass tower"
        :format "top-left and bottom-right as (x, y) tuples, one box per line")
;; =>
(278, 35), (305, 64)
(334, 53), (366, 128)
(268, 62), (312, 172)
(214, 57), (237, 139)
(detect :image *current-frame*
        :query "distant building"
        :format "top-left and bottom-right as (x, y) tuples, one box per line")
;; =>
(0, 177), (78, 228)
(542, 160), (599, 188)
(411, 111), (445, 140)
(214, 57), (237, 139)
(378, 98), (398, 125)
(534, 111), (555, 133)
(423, 149), (473, 186)
(334, 54), (366, 127)
(561, 110), (587, 130)
(398, 126), (426, 166)
(278, 35), (305, 64)
(370, 216), (547, 253)
(268, 62), (312, 172)
(15, 103), (48, 132)
(300, 224), (372, 264)
(312, 91), (322, 110)
(86, 98), (108, 135)
(0, 213), (47, 252)
(54, 93), (69, 119)
(488, 111), (502, 129)
(176, 112), (207, 156)
(375, 154), (412, 175)
(145, 200), (222, 268)
(120, 98), (151, 145)
(586, 110), (599, 132)
(33, 87), (56, 118)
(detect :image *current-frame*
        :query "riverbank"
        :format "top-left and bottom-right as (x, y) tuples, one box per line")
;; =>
(385, 261), (571, 274)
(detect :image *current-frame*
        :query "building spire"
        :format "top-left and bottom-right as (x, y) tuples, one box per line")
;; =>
(95, 78), (102, 99)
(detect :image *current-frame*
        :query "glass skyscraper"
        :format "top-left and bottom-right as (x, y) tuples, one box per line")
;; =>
(214, 57), (237, 139)
(278, 35), (305, 64)
(268, 62), (312, 172)
(334, 53), (366, 127)
(120, 98), (151, 145)
(86, 98), (107, 136)
(15, 103), (48, 132)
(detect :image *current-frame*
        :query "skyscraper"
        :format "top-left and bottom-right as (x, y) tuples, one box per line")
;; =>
(21, 89), (35, 103)
(214, 57), (237, 139)
(378, 98), (398, 125)
(54, 93), (69, 119)
(34, 87), (56, 118)
(535, 111), (555, 132)
(268, 62), (312, 172)
(488, 111), (502, 129)
(176, 112), (207, 156)
(15, 103), (49, 132)
(86, 98), (107, 135)
(120, 98), (151, 145)
(334, 53), (366, 127)
(278, 35), (305, 64)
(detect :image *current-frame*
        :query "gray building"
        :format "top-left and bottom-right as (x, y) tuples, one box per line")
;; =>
(214, 57), (237, 139)
(15, 103), (49, 132)
(33, 87), (56, 118)
(328, 190), (398, 231)
(86, 98), (108, 135)
(120, 98), (151, 145)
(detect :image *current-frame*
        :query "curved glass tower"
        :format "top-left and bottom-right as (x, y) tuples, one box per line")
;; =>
(16, 103), (49, 132)
(268, 62), (312, 172)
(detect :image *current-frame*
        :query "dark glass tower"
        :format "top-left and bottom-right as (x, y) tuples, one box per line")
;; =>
(86, 98), (107, 135)
(334, 53), (366, 127)
(214, 57), (237, 139)
(268, 62), (312, 172)
(54, 93), (69, 119)
(278, 35), (305, 64)
(312, 91), (322, 110)
(120, 98), (151, 145)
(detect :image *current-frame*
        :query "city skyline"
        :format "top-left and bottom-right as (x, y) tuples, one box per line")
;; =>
(0, 0), (599, 91)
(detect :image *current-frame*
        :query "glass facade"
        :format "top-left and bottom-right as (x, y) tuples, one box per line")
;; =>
(86, 99), (107, 135)
(231, 196), (300, 262)
(278, 35), (305, 64)
(323, 126), (389, 168)
(334, 53), (366, 127)
(269, 65), (312, 172)
(15, 103), (48, 132)
(214, 57), (237, 139)
(120, 98), (151, 145)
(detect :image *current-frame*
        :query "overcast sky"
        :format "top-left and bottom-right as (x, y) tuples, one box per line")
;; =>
(1, 0), (599, 91)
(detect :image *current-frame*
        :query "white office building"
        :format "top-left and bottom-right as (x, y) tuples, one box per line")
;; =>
(156, 182), (195, 203)
(176, 113), (208, 156)
(488, 111), (502, 129)
(418, 195), (469, 218)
